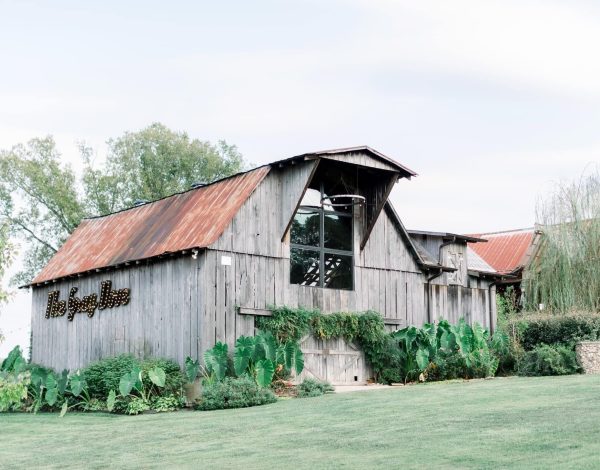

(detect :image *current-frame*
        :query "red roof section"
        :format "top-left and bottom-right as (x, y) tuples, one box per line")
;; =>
(32, 166), (270, 284)
(468, 228), (535, 274)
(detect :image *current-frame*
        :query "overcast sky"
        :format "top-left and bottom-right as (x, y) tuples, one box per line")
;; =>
(1, 0), (599, 355)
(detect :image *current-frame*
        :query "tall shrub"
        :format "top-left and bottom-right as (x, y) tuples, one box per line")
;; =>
(524, 169), (600, 313)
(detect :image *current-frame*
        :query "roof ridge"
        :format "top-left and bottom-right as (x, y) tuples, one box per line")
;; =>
(469, 227), (535, 236)
(84, 164), (270, 221)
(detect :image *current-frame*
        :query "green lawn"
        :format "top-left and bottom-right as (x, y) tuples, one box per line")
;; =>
(2, 375), (600, 469)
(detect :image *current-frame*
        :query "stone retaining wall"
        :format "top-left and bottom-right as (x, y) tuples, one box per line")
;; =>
(576, 342), (600, 374)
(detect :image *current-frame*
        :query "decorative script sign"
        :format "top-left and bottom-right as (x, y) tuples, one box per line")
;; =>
(45, 280), (131, 321)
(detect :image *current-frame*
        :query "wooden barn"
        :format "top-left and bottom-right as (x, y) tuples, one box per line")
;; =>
(27, 146), (501, 384)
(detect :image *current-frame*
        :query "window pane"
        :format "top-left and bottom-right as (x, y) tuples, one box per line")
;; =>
(290, 248), (320, 286)
(323, 253), (353, 290)
(290, 210), (320, 247)
(300, 188), (321, 208)
(324, 214), (352, 251)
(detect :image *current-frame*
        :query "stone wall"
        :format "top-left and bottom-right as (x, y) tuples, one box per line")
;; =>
(576, 342), (600, 374)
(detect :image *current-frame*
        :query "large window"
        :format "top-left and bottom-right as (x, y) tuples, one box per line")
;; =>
(290, 183), (354, 290)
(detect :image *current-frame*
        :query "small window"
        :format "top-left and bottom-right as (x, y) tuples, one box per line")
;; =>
(290, 180), (354, 290)
(290, 210), (320, 247)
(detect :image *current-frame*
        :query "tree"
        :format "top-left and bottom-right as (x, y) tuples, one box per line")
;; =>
(524, 168), (600, 313)
(0, 124), (247, 284)
(81, 123), (245, 215)
(0, 221), (15, 343)
(0, 137), (83, 286)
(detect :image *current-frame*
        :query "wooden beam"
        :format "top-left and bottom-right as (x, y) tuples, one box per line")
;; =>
(360, 175), (397, 250)
(281, 159), (321, 242)
(383, 318), (403, 325)
(238, 307), (273, 317)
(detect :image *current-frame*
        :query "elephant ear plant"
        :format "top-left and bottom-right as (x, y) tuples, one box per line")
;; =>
(195, 332), (304, 388)
(392, 318), (500, 383)
(233, 331), (304, 387)
(115, 365), (167, 414)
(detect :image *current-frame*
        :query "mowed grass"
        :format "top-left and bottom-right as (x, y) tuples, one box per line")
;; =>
(2, 375), (600, 469)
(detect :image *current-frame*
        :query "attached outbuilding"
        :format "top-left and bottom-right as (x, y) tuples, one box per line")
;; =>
(27, 146), (500, 384)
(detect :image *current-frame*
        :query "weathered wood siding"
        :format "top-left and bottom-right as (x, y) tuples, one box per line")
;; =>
(201, 160), (427, 359)
(320, 152), (400, 173)
(31, 256), (200, 371)
(30, 153), (497, 375)
(427, 282), (496, 329)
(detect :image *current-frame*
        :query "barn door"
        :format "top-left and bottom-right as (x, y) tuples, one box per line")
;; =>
(298, 335), (370, 385)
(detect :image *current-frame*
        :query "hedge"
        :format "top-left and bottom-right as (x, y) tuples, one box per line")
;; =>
(507, 313), (600, 351)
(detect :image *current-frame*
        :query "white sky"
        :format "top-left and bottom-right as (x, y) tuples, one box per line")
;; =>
(1, 0), (599, 356)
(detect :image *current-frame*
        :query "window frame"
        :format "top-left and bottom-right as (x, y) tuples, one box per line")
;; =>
(290, 184), (354, 290)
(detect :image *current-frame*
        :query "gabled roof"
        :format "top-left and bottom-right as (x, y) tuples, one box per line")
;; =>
(29, 147), (419, 287)
(294, 146), (417, 179)
(468, 227), (539, 274)
(30, 167), (270, 285)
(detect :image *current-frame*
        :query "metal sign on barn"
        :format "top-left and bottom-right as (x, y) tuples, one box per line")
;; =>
(45, 280), (130, 321)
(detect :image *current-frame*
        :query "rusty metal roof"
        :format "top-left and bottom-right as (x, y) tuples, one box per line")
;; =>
(468, 228), (537, 274)
(29, 147), (420, 286)
(31, 166), (270, 285)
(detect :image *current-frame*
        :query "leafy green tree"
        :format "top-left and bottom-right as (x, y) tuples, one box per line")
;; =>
(81, 123), (245, 215)
(0, 221), (15, 343)
(0, 137), (82, 286)
(0, 123), (247, 284)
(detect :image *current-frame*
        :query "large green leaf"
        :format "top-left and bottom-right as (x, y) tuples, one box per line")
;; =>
(45, 373), (57, 392)
(472, 322), (486, 349)
(283, 342), (304, 375)
(148, 367), (166, 388)
(12, 355), (26, 374)
(393, 327), (409, 342)
(1, 345), (23, 372)
(131, 366), (143, 391)
(236, 336), (256, 358)
(45, 387), (58, 406)
(204, 342), (229, 380)
(439, 330), (456, 351)
(233, 346), (251, 376)
(456, 319), (474, 356)
(69, 373), (85, 397)
(184, 357), (200, 383)
(415, 347), (430, 371)
(60, 401), (68, 417)
(255, 359), (275, 387)
(256, 332), (277, 362)
(119, 371), (136, 397)
(106, 390), (116, 412)
(30, 366), (47, 387)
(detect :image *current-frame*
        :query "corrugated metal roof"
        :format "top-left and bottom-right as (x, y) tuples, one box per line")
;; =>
(466, 246), (496, 273)
(31, 166), (270, 285)
(468, 228), (535, 274)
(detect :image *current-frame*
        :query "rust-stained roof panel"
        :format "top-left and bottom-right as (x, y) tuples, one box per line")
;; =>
(32, 166), (270, 284)
(468, 228), (535, 274)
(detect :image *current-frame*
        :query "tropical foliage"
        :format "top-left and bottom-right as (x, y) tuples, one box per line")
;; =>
(0, 347), (184, 415)
(198, 331), (304, 388)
